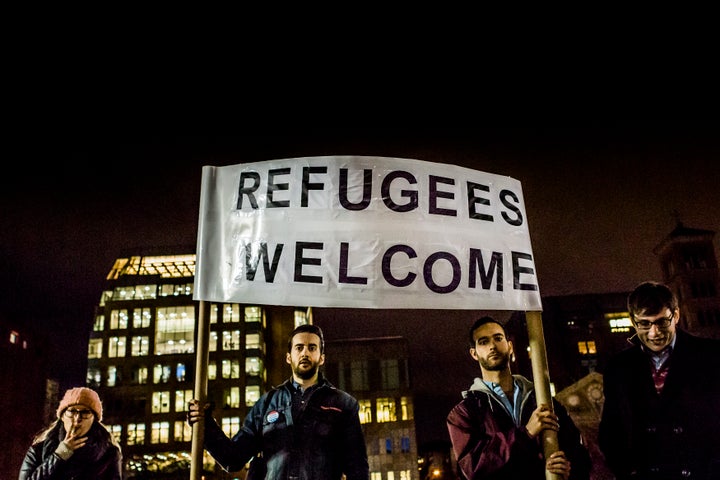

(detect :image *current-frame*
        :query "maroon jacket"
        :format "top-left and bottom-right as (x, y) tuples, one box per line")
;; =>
(447, 375), (589, 480)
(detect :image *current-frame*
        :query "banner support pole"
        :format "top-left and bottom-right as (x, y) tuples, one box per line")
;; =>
(190, 300), (211, 480)
(526, 310), (561, 480)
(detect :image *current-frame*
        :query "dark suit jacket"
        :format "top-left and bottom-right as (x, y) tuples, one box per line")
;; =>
(599, 329), (720, 480)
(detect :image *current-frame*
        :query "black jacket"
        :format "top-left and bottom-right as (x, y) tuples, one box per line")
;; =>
(203, 374), (369, 480)
(599, 329), (720, 479)
(19, 421), (122, 480)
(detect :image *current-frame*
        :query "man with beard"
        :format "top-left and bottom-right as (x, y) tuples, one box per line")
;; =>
(188, 324), (369, 480)
(447, 316), (590, 480)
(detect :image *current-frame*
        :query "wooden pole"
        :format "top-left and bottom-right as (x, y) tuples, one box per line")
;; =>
(190, 300), (211, 480)
(526, 310), (560, 480)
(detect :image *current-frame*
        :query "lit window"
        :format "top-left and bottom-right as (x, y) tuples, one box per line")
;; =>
(152, 391), (171, 413)
(134, 284), (157, 300)
(577, 341), (597, 355)
(9, 330), (19, 344)
(358, 399), (372, 424)
(131, 336), (150, 356)
(133, 366), (148, 385)
(221, 417), (242, 437)
(224, 304), (240, 323)
(88, 339), (103, 358)
(224, 387), (241, 408)
(246, 357), (263, 376)
(245, 385), (261, 406)
(87, 368), (101, 387)
(175, 389), (193, 411)
(108, 337), (126, 358)
(110, 309), (128, 329)
(153, 364), (171, 383)
(93, 316), (104, 331)
(376, 398), (397, 423)
(155, 306), (195, 355)
(222, 359), (240, 379)
(222, 330), (241, 351)
(151, 421), (169, 443)
(246, 333), (262, 350)
(209, 331), (218, 352)
(127, 423), (145, 445)
(174, 420), (192, 441)
(245, 306), (263, 323)
(132, 308), (151, 328)
(400, 396), (413, 420)
(107, 366), (117, 387)
(294, 309), (308, 327)
(108, 424), (122, 445)
(606, 312), (632, 333)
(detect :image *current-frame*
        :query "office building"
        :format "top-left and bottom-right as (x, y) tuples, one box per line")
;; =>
(324, 336), (419, 480)
(87, 248), (308, 479)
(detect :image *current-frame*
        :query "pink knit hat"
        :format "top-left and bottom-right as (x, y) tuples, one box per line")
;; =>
(56, 387), (103, 421)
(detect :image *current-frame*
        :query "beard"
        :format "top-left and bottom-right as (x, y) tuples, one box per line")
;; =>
(480, 352), (510, 371)
(293, 361), (319, 380)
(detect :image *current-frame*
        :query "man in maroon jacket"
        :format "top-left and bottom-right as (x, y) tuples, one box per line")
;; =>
(447, 316), (590, 480)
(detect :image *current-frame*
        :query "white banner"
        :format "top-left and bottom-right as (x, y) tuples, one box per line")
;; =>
(194, 156), (542, 311)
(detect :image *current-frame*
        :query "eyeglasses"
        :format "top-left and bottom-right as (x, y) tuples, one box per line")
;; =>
(634, 314), (673, 330)
(63, 409), (94, 419)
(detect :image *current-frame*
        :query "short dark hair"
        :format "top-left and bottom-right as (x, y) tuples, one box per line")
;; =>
(627, 281), (678, 320)
(468, 316), (506, 347)
(287, 324), (325, 353)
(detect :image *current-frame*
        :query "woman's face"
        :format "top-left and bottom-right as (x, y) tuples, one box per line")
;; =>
(61, 403), (95, 437)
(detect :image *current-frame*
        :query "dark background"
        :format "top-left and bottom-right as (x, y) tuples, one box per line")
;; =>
(2, 128), (718, 445)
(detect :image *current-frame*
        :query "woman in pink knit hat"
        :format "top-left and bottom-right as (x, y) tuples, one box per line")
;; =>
(18, 387), (122, 480)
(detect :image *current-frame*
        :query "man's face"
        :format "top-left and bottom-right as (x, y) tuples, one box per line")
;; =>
(633, 307), (678, 353)
(469, 322), (513, 372)
(286, 332), (325, 380)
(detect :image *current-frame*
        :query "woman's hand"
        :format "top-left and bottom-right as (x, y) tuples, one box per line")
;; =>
(63, 425), (88, 452)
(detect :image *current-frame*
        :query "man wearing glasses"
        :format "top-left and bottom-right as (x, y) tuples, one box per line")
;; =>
(599, 281), (720, 480)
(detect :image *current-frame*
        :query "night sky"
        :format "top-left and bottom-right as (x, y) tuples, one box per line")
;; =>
(3, 128), (718, 445)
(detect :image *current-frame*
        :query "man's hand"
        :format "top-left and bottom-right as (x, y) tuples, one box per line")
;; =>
(187, 399), (212, 426)
(545, 450), (572, 480)
(524, 403), (560, 438)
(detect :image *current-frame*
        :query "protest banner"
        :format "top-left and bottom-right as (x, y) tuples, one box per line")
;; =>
(190, 156), (559, 479)
(194, 156), (542, 311)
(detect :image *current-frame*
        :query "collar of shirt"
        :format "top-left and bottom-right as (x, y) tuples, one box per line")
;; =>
(292, 380), (318, 396)
(641, 334), (676, 370)
(481, 378), (524, 426)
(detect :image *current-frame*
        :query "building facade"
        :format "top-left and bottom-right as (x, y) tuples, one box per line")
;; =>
(87, 249), (308, 479)
(654, 222), (720, 339)
(0, 317), (57, 477)
(323, 336), (420, 480)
